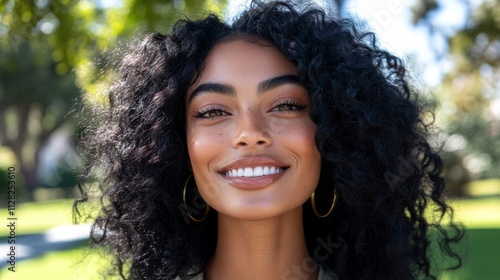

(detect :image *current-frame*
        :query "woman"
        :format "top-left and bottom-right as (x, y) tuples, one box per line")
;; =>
(76, 1), (463, 279)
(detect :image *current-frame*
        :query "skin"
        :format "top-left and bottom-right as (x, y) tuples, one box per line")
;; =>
(186, 38), (322, 280)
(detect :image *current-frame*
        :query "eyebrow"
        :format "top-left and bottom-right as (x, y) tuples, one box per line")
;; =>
(257, 74), (302, 95)
(188, 74), (302, 103)
(189, 83), (235, 103)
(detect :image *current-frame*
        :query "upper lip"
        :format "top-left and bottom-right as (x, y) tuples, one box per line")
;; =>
(219, 155), (289, 173)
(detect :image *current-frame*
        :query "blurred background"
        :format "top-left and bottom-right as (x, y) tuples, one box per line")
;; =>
(0, 0), (499, 279)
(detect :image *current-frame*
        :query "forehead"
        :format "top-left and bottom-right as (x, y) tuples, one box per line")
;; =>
(192, 38), (297, 87)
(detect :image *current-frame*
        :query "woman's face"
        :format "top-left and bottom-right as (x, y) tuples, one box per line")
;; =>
(186, 39), (321, 220)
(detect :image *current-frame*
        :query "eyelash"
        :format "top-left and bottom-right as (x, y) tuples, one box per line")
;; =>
(272, 100), (307, 112)
(193, 100), (307, 120)
(194, 106), (228, 120)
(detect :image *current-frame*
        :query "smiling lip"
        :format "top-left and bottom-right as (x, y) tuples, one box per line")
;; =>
(219, 156), (289, 190)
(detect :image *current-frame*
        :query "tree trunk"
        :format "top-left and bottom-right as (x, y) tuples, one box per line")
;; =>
(20, 164), (38, 201)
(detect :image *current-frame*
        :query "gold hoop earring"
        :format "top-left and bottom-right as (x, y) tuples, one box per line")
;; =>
(183, 174), (210, 222)
(311, 185), (338, 218)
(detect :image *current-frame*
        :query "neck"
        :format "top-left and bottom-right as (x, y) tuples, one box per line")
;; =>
(204, 207), (318, 280)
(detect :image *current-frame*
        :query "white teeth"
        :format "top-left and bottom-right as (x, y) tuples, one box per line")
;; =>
(244, 167), (252, 177)
(224, 166), (285, 178)
(254, 166), (263, 176)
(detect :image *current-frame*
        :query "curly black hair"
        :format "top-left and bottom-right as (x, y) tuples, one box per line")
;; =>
(75, 1), (464, 279)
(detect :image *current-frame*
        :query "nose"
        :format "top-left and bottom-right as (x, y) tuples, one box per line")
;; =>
(232, 109), (272, 149)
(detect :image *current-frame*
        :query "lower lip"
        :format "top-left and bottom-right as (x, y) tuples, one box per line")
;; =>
(220, 170), (287, 190)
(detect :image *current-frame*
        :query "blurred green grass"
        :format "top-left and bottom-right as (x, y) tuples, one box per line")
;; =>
(1, 191), (499, 279)
(430, 228), (500, 280)
(0, 198), (100, 236)
(448, 197), (500, 228)
(0, 199), (73, 236)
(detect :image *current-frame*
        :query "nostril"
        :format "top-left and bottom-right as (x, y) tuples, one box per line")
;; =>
(236, 140), (249, 147)
(232, 125), (272, 148)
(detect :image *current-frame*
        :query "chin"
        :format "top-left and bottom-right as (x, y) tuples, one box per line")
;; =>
(214, 199), (304, 221)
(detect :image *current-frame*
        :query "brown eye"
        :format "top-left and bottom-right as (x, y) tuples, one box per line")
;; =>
(272, 101), (307, 112)
(207, 110), (223, 117)
(276, 104), (295, 111)
(194, 107), (229, 119)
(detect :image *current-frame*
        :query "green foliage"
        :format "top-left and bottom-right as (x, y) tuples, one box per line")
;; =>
(0, 0), (228, 199)
(441, 0), (500, 113)
(440, 113), (500, 196)
(411, 0), (438, 25)
(0, 37), (80, 198)
(1, 0), (228, 89)
(0, 40), (79, 111)
(445, 114), (500, 176)
(412, 0), (500, 194)
(439, 1), (500, 192)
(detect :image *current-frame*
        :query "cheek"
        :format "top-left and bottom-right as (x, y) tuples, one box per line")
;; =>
(275, 118), (319, 159)
(187, 126), (225, 169)
(275, 118), (321, 181)
(294, 124), (321, 179)
(187, 125), (233, 209)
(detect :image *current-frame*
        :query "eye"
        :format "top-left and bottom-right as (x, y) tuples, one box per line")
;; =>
(194, 106), (230, 120)
(272, 100), (307, 112)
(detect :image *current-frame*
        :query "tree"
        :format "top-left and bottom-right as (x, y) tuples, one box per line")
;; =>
(0, 0), (227, 200)
(412, 0), (500, 195)
(329, 0), (499, 195)
(0, 39), (80, 200)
